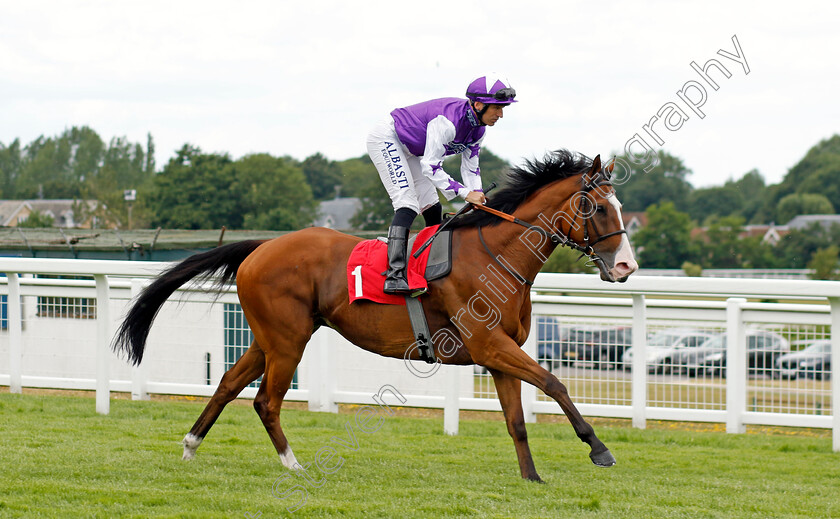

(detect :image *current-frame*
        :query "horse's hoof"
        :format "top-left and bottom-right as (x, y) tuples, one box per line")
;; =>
(589, 449), (616, 467)
(182, 433), (202, 461)
(524, 473), (544, 483)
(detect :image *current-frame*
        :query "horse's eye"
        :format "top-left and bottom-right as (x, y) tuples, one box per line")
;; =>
(596, 205), (607, 215)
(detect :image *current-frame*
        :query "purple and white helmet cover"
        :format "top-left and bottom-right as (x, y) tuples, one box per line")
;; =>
(466, 74), (517, 104)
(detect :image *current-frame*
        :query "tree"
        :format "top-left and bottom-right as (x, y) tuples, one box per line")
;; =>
(631, 202), (694, 268)
(231, 153), (317, 230)
(681, 261), (703, 277)
(776, 223), (840, 268)
(807, 246), (840, 280)
(75, 134), (155, 229)
(728, 169), (766, 223)
(149, 149), (319, 231)
(150, 145), (240, 229)
(443, 147), (510, 189)
(687, 186), (744, 224)
(737, 236), (781, 269)
(541, 246), (596, 274)
(349, 173), (393, 231)
(613, 150), (694, 213)
(302, 152), (343, 200)
(336, 155), (376, 198)
(17, 135), (73, 198)
(144, 133), (156, 175)
(0, 138), (22, 198)
(67, 126), (106, 184)
(695, 215), (746, 268)
(766, 134), (840, 221)
(18, 210), (54, 228)
(337, 154), (396, 231)
(16, 126), (105, 199)
(775, 193), (834, 224)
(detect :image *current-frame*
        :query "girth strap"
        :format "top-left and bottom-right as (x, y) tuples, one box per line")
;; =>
(405, 295), (437, 364)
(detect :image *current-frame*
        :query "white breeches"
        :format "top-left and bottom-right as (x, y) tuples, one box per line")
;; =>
(366, 119), (439, 214)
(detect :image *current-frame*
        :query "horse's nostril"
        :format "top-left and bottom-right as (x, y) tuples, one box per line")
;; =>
(615, 262), (636, 276)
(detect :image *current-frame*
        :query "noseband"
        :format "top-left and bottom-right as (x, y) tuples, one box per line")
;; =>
(473, 171), (627, 285)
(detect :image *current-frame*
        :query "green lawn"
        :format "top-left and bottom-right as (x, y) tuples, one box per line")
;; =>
(0, 391), (837, 518)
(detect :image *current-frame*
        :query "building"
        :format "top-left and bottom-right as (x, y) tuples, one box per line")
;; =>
(621, 212), (647, 238)
(785, 214), (840, 231)
(313, 197), (362, 231)
(690, 216), (840, 246)
(740, 224), (790, 246)
(0, 199), (102, 228)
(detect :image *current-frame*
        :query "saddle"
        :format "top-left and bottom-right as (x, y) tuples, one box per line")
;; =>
(407, 229), (453, 281)
(346, 226), (453, 364)
(346, 226), (453, 306)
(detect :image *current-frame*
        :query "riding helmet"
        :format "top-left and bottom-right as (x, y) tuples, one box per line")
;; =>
(465, 75), (518, 105)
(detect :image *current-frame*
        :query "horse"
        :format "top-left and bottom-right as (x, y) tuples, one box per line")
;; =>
(113, 149), (638, 482)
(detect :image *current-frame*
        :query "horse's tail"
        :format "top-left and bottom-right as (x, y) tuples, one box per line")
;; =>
(112, 240), (265, 366)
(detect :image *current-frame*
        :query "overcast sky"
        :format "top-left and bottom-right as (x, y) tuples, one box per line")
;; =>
(2, 0), (837, 189)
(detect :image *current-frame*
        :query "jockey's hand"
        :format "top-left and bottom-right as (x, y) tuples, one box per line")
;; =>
(465, 191), (486, 206)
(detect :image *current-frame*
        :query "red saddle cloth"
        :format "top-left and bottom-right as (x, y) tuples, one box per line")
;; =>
(347, 225), (439, 305)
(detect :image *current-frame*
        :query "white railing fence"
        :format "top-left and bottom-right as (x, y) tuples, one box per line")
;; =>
(1, 258), (838, 451)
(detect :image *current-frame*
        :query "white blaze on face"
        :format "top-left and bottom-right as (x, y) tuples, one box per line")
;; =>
(606, 194), (638, 278)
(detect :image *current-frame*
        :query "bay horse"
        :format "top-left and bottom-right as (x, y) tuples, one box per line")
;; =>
(113, 149), (638, 482)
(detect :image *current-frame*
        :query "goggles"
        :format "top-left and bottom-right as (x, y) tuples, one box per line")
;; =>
(467, 87), (516, 102)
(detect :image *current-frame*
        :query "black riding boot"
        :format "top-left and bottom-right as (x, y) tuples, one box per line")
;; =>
(383, 225), (411, 294)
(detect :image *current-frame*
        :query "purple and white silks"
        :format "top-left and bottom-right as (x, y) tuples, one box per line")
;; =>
(365, 98), (486, 213)
(390, 98), (485, 200)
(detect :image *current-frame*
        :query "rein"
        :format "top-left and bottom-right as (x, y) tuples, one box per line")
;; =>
(471, 173), (627, 282)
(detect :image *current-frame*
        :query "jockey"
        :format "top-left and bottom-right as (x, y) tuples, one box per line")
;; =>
(366, 74), (517, 295)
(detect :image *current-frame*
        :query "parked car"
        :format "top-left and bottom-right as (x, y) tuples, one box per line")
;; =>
(682, 330), (790, 377)
(775, 340), (831, 380)
(621, 328), (715, 374)
(536, 315), (569, 371)
(477, 315), (565, 374)
(558, 325), (633, 369)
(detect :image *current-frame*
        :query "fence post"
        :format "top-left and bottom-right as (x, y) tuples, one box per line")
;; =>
(8, 273), (22, 394)
(443, 365), (460, 435)
(130, 279), (149, 401)
(322, 329), (337, 413)
(829, 297), (840, 453)
(308, 328), (337, 413)
(520, 313), (537, 424)
(631, 294), (647, 429)
(726, 298), (747, 434)
(306, 328), (321, 412)
(94, 274), (111, 415)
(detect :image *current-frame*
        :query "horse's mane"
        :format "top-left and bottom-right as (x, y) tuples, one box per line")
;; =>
(449, 149), (593, 229)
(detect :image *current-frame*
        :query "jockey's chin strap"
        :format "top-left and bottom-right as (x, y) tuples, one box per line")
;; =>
(472, 176), (627, 283)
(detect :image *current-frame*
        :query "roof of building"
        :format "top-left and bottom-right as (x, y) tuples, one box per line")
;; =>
(0, 226), (381, 261)
(0, 199), (100, 227)
(741, 224), (789, 239)
(0, 201), (30, 226)
(622, 212), (647, 227)
(313, 197), (362, 230)
(786, 214), (840, 230)
(0, 227), (282, 253)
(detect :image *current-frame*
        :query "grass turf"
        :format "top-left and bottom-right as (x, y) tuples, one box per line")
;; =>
(0, 391), (837, 518)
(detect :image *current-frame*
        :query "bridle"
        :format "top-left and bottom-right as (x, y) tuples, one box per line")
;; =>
(473, 169), (627, 285)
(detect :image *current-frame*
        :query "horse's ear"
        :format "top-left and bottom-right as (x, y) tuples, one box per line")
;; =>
(606, 158), (615, 175)
(591, 155), (601, 174)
